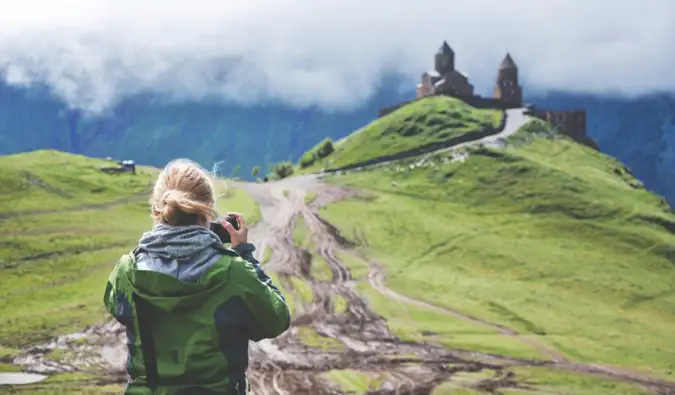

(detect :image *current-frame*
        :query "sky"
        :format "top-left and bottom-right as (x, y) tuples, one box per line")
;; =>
(0, 0), (673, 113)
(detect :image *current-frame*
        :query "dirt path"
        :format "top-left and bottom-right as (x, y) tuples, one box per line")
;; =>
(236, 176), (675, 394)
(236, 179), (530, 394)
(361, 254), (568, 362)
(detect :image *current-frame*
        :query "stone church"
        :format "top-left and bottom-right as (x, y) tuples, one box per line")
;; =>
(415, 41), (522, 108)
(380, 40), (590, 146)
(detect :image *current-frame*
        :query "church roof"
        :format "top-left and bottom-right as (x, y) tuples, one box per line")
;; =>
(500, 53), (517, 69)
(438, 41), (454, 54)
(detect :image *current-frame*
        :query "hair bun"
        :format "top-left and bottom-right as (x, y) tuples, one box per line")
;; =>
(150, 159), (217, 226)
(160, 189), (186, 225)
(159, 188), (214, 225)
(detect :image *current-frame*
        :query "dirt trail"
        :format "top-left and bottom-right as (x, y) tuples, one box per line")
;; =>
(236, 176), (675, 394)
(361, 253), (567, 363)
(236, 179), (529, 394)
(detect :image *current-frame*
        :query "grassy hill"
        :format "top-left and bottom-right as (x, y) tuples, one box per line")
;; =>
(0, 150), (259, 393)
(316, 118), (675, 386)
(3, 109), (675, 394)
(297, 96), (503, 172)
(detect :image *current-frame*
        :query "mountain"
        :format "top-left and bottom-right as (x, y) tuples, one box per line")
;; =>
(0, 80), (410, 177)
(0, 79), (673, 203)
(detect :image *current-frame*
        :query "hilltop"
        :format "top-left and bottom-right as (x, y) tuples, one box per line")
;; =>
(298, 96), (503, 172)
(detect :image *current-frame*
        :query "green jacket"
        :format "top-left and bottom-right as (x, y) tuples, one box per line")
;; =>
(103, 229), (290, 395)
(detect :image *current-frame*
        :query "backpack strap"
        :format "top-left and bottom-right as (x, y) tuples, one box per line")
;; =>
(127, 246), (159, 391)
(134, 293), (160, 391)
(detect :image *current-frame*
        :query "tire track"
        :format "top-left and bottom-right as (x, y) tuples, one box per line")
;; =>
(360, 252), (568, 363)
(238, 180), (530, 394)
(277, 177), (675, 394)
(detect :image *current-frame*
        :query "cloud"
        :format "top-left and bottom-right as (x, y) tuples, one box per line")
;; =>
(0, 0), (673, 113)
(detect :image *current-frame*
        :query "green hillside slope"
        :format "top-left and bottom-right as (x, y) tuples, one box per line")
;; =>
(0, 150), (259, 392)
(318, 118), (675, 379)
(298, 96), (503, 172)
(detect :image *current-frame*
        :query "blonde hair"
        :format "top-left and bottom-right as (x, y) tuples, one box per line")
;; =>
(150, 159), (218, 226)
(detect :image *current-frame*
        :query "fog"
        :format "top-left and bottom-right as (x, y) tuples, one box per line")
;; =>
(1, 0), (673, 113)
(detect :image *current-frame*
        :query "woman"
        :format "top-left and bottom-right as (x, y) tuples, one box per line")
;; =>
(103, 159), (290, 395)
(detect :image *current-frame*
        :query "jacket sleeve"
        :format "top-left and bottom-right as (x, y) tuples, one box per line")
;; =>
(102, 254), (135, 327)
(231, 243), (291, 341)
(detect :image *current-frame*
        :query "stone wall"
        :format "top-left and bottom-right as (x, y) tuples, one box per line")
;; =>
(531, 109), (587, 139)
(530, 108), (598, 150)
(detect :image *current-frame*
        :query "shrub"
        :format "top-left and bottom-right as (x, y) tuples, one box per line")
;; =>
(298, 138), (335, 169)
(274, 162), (294, 179)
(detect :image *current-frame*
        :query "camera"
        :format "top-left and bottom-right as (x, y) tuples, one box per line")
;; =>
(209, 215), (240, 244)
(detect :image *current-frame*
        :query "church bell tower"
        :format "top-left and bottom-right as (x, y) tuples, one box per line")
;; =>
(434, 41), (455, 75)
(493, 53), (523, 108)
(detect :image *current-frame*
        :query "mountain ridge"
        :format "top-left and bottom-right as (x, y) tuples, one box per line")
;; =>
(0, 79), (673, 204)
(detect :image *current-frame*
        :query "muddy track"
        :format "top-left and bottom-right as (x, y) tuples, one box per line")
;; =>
(238, 180), (499, 393)
(236, 176), (675, 394)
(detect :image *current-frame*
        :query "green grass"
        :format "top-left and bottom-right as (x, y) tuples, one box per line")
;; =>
(214, 182), (261, 226)
(0, 151), (158, 351)
(321, 120), (675, 379)
(318, 367), (639, 395)
(311, 254), (333, 281)
(268, 273), (296, 315)
(0, 150), (155, 214)
(299, 96), (503, 172)
(261, 246), (272, 264)
(431, 367), (651, 395)
(297, 327), (344, 351)
(338, 251), (370, 280)
(321, 369), (384, 394)
(354, 281), (546, 360)
(0, 149), (261, 386)
(293, 214), (313, 249)
(268, 272), (313, 317)
(333, 294), (348, 314)
(304, 191), (317, 204)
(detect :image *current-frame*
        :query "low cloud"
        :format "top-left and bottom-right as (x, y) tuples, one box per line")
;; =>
(0, 0), (673, 113)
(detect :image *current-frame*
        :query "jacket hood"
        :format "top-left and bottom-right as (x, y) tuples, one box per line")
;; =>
(125, 223), (234, 313)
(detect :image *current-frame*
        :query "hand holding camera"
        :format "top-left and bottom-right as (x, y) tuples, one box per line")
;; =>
(210, 212), (248, 247)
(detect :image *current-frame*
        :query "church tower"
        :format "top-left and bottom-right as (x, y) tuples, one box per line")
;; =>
(434, 41), (455, 75)
(493, 53), (523, 108)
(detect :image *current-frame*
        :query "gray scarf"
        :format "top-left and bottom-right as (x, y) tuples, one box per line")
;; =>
(138, 223), (221, 262)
